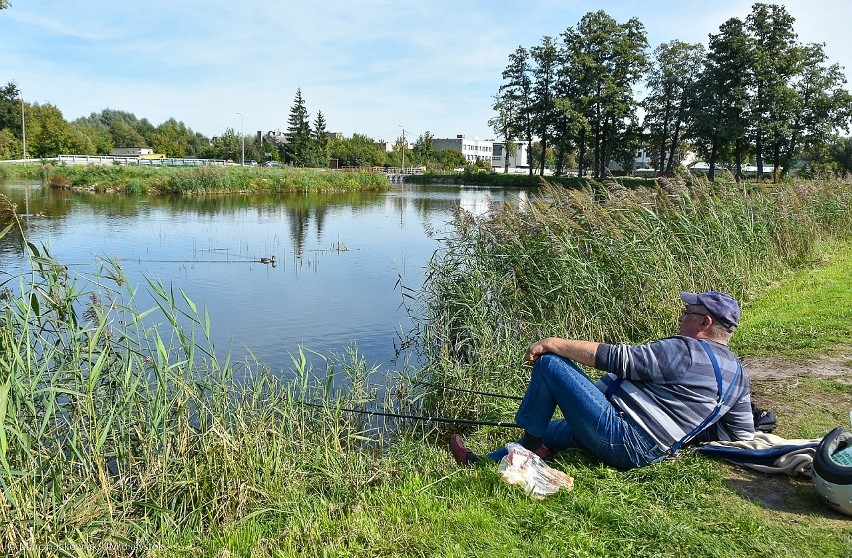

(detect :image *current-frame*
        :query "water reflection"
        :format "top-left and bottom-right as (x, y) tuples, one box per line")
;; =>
(0, 179), (534, 378)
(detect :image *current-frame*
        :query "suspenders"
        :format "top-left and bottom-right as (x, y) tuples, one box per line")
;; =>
(669, 340), (742, 454)
(603, 339), (743, 454)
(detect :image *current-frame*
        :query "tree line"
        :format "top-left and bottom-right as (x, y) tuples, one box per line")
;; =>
(0, 84), (466, 170)
(492, 3), (852, 180)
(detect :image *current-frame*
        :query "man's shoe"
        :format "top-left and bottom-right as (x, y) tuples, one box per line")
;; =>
(449, 434), (479, 466)
(533, 444), (553, 461)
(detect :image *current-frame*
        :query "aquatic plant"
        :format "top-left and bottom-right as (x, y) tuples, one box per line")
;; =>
(416, 174), (852, 401)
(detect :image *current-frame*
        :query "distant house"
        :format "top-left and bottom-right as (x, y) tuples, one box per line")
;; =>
(111, 146), (154, 157)
(432, 135), (494, 164)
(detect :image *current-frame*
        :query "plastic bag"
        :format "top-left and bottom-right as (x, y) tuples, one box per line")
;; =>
(497, 443), (574, 499)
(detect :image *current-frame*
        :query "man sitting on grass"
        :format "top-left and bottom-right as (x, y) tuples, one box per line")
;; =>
(450, 291), (755, 469)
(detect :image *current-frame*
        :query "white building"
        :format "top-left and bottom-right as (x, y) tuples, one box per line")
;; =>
(491, 140), (530, 172)
(432, 135), (493, 164)
(110, 146), (153, 157)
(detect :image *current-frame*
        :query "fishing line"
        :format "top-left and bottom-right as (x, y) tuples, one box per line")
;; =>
(298, 400), (520, 429)
(413, 381), (523, 401)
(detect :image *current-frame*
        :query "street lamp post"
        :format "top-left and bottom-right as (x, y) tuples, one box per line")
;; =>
(236, 112), (245, 166)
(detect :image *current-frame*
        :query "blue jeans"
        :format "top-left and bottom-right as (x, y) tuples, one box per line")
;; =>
(486, 353), (668, 470)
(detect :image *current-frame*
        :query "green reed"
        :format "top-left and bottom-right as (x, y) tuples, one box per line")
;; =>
(41, 164), (391, 195)
(416, 174), (852, 407)
(0, 211), (412, 554)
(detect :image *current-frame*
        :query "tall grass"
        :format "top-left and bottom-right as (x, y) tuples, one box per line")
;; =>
(0, 210), (417, 555)
(40, 164), (391, 195)
(416, 174), (852, 406)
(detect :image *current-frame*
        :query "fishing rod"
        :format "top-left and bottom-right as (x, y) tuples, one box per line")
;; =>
(413, 381), (524, 401)
(298, 400), (521, 429)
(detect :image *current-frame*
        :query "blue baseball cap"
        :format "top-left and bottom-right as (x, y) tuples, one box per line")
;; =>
(680, 290), (741, 330)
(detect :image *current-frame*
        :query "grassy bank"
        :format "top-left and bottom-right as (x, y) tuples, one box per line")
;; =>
(1, 174), (851, 556)
(2, 163), (392, 194)
(405, 169), (656, 189)
(0, 163), (43, 181)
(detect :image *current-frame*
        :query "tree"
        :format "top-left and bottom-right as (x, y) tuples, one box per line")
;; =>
(745, 3), (798, 179)
(26, 103), (88, 157)
(313, 110), (328, 148)
(209, 128), (242, 162)
(489, 94), (518, 173)
(564, 11), (648, 177)
(500, 46), (535, 174)
(412, 131), (434, 165)
(0, 128), (21, 160)
(285, 88), (312, 166)
(529, 35), (560, 175)
(0, 81), (22, 136)
(328, 133), (385, 167)
(776, 43), (852, 177)
(433, 148), (467, 170)
(642, 41), (705, 174)
(690, 17), (751, 181)
(829, 136), (852, 175)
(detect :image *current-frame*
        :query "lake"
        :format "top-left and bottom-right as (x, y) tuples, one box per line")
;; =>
(0, 179), (532, 378)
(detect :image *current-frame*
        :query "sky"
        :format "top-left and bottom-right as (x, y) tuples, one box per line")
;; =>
(2, 1), (851, 145)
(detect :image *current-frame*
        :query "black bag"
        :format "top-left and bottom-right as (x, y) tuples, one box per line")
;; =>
(751, 402), (777, 433)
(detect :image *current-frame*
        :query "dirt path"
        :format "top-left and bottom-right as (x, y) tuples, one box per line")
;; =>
(742, 345), (852, 383)
(720, 347), (852, 526)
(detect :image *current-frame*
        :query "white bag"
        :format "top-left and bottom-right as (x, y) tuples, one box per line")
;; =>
(497, 443), (574, 499)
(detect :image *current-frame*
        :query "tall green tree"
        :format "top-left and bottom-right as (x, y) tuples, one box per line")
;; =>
(328, 133), (385, 167)
(769, 42), (852, 178)
(565, 11), (648, 177)
(209, 128), (242, 162)
(26, 103), (88, 157)
(529, 35), (560, 175)
(690, 17), (752, 181)
(500, 46), (535, 174)
(745, 2), (798, 178)
(308, 110), (330, 168)
(285, 88), (312, 166)
(643, 41), (705, 174)
(0, 82), (22, 137)
(489, 94), (519, 173)
(829, 135), (852, 175)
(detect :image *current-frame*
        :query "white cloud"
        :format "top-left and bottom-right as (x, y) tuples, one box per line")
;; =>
(2, 0), (851, 140)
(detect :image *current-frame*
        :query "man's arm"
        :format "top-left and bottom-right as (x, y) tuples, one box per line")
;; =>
(525, 337), (600, 367)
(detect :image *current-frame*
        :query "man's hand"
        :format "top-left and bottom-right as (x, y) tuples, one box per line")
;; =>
(525, 337), (600, 368)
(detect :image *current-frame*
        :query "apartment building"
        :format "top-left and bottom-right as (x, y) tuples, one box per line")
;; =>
(432, 135), (493, 164)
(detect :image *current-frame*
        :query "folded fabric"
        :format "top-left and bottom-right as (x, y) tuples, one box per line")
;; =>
(696, 432), (821, 476)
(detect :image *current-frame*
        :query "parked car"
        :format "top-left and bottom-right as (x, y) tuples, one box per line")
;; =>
(264, 161), (282, 167)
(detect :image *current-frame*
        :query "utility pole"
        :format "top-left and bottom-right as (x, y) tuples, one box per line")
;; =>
(399, 125), (405, 173)
(236, 112), (245, 165)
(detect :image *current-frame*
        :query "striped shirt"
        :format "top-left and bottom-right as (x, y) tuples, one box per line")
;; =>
(594, 336), (755, 451)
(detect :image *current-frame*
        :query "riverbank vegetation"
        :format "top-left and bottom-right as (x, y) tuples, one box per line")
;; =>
(418, 174), (852, 399)
(16, 163), (391, 194)
(1, 175), (851, 556)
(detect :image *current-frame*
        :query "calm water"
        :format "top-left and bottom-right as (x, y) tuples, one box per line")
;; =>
(0, 179), (532, 377)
